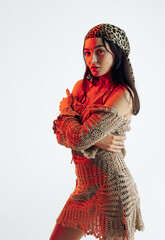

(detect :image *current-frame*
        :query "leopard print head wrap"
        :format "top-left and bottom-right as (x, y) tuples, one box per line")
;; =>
(85, 23), (135, 81)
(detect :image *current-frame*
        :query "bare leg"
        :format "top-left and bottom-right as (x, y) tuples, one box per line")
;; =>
(49, 223), (84, 240)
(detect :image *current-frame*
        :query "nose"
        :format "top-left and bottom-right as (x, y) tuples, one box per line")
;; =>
(92, 52), (97, 63)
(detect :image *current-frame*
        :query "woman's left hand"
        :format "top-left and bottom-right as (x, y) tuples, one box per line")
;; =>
(94, 133), (126, 153)
(59, 89), (73, 113)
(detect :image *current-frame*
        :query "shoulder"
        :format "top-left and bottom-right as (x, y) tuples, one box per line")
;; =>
(119, 85), (134, 104)
(111, 85), (133, 104)
(105, 85), (133, 116)
(71, 79), (83, 98)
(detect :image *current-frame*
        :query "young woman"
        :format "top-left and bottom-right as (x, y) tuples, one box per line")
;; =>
(50, 23), (145, 240)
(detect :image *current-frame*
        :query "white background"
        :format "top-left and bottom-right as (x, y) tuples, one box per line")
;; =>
(0, 0), (165, 239)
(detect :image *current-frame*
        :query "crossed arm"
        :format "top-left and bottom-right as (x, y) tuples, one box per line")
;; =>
(54, 81), (133, 153)
(71, 80), (132, 152)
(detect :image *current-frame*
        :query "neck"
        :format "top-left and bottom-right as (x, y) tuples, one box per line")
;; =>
(99, 71), (113, 85)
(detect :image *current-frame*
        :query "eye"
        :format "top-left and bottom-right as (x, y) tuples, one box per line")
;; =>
(84, 51), (91, 56)
(97, 49), (105, 55)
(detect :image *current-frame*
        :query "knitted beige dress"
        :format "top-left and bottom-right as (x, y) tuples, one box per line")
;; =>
(53, 86), (145, 239)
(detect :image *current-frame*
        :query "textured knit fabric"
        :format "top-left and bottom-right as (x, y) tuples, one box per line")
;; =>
(53, 91), (145, 239)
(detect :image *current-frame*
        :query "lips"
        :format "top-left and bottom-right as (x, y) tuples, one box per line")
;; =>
(91, 66), (100, 70)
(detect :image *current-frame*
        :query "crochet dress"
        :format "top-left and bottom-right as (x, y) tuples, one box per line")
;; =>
(53, 79), (145, 240)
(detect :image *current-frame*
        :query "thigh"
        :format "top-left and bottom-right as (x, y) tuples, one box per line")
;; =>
(49, 223), (84, 240)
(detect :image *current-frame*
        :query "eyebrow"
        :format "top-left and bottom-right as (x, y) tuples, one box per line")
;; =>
(84, 45), (105, 51)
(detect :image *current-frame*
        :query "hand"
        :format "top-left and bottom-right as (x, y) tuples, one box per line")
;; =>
(59, 89), (73, 113)
(94, 133), (126, 153)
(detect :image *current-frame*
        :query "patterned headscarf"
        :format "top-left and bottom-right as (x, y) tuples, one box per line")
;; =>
(85, 23), (134, 81)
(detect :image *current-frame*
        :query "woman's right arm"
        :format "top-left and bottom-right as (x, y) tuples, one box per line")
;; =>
(53, 106), (118, 151)
(54, 80), (127, 153)
(71, 80), (126, 153)
(53, 90), (128, 152)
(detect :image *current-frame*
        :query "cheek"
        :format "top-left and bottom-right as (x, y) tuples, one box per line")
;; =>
(85, 57), (90, 66)
(104, 55), (114, 68)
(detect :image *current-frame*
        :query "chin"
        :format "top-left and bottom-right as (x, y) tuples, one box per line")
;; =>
(91, 72), (101, 77)
(92, 74), (99, 77)
(92, 70), (109, 77)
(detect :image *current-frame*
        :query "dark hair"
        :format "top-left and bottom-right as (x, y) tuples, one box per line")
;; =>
(80, 39), (140, 115)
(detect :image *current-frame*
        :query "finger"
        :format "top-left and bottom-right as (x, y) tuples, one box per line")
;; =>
(107, 148), (121, 153)
(109, 144), (124, 150)
(113, 140), (125, 146)
(113, 137), (126, 146)
(111, 138), (125, 146)
(109, 134), (126, 142)
(115, 135), (127, 140)
(66, 88), (71, 97)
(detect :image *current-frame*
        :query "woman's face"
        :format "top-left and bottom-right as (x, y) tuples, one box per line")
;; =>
(84, 37), (114, 77)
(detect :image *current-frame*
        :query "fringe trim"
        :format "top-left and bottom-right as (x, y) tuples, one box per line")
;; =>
(56, 197), (144, 240)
